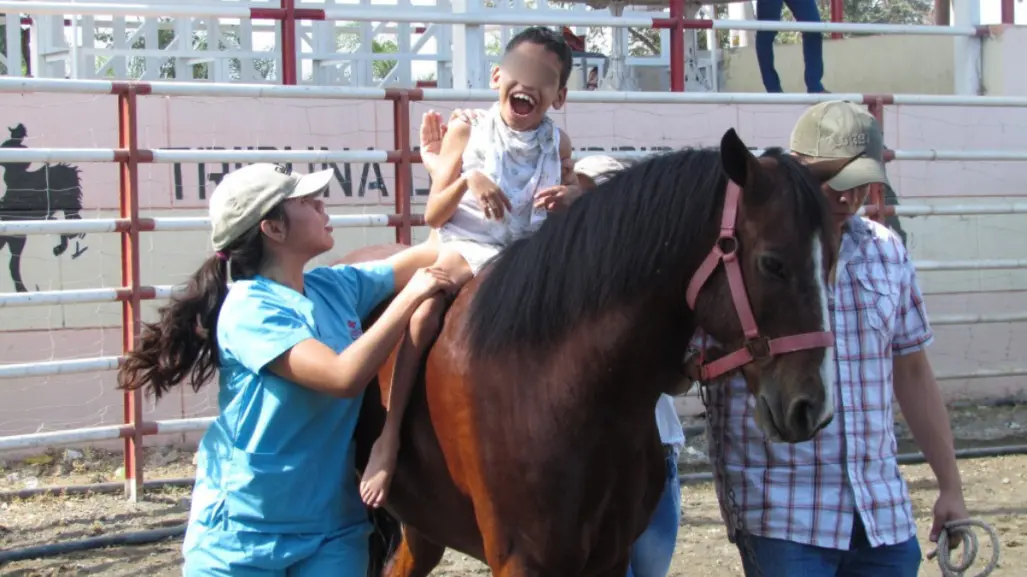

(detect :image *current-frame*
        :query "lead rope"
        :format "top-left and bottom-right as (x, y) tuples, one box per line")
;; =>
(926, 518), (1001, 577)
(690, 343), (763, 577)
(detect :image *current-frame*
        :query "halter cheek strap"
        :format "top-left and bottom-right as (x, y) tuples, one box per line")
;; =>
(684, 181), (835, 382)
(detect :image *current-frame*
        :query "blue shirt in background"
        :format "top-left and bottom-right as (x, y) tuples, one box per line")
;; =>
(188, 260), (395, 537)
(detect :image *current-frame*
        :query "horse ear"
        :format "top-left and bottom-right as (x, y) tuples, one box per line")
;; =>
(804, 156), (860, 184)
(719, 128), (768, 204)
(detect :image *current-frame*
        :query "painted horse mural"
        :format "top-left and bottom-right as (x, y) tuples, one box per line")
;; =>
(342, 128), (856, 576)
(0, 123), (86, 292)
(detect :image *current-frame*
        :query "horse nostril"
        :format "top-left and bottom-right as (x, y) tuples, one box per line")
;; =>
(787, 398), (818, 435)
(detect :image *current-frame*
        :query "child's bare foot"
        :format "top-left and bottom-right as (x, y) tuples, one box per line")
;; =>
(360, 436), (398, 508)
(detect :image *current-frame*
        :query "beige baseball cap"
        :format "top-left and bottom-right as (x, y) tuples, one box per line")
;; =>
(573, 155), (626, 186)
(209, 163), (333, 250)
(789, 100), (890, 191)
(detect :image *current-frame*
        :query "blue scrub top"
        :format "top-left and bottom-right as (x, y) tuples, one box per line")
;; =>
(188, 260), (395, 536)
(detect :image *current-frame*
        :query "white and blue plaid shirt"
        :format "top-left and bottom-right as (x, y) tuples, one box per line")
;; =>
(694, 216), (933, 550)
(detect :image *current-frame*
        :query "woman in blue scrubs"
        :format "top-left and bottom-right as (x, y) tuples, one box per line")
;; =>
(117, 163), (453, 576)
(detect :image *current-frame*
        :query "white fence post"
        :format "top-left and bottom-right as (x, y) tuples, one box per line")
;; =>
(451, 0), (487, 89)
(953, 0), (982, 95)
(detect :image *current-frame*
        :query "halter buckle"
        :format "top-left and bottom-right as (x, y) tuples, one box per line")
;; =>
(716, 235), (738, 258)
(744, 336), (772, 361)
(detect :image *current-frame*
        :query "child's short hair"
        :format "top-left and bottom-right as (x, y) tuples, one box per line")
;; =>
(504, 26), (573, 89)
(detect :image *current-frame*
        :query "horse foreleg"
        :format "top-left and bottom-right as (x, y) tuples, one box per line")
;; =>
(488, 549), (631, 577)
(7, 236), (27, 292)
(489, 560), (567, 577)
(52, 235), (69, 257)
(383, 526), (445, 577)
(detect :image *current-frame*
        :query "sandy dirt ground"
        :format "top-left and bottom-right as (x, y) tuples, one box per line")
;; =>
(2, 403), (1025, 576)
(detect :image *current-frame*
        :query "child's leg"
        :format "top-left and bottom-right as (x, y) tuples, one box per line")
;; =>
(382, 237), (439, 289)
(360, 247), (474, 508)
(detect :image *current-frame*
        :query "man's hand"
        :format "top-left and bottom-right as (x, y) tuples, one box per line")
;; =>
(929, 488), (970, 547)
(467, 170), (511, 220)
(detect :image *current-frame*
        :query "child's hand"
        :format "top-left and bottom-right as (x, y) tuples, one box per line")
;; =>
(419, 110), (445, 178)
(421, 108), (484, 178)
(468, 170), (512, 221)
(534, 184), (583, 212)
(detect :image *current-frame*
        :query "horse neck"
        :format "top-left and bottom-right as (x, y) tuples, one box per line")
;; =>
(584, 217), (726, 409)
(552, 283), (697, 420)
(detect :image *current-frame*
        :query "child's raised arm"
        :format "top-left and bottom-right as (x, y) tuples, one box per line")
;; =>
(424, 119), (473, 228)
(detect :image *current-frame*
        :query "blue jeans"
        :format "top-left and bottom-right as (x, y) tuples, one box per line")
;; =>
(755, 0), (825, 93)
(626, 447), (681, 577)
(735, 515), (922, 577)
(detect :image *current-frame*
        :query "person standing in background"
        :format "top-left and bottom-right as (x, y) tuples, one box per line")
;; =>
(755, 0), (828, 93)
(693, 101), (966, 577)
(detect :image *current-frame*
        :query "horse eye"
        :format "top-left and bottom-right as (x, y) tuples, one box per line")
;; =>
(758, 254), (788, 281)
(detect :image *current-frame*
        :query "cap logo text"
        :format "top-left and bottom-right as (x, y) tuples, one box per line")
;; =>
(829, 133), (868, 148)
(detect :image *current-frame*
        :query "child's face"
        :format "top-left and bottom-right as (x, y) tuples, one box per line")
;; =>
(491, 41), (567, 131)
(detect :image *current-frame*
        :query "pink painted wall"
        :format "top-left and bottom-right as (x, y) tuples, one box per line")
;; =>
(0, 94), (1025, 446)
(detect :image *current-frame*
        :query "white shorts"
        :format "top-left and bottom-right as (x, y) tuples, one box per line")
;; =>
(439, 237), (502, 276)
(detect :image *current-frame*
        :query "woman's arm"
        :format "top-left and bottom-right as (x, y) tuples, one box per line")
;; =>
(383, 241), (440, 291)
(269, 270), (451, 398)
(424, 120), (473, 228)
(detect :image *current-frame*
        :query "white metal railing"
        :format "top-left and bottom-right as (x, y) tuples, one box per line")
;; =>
(0, 214), (394, 236)
(6, 2), (981, 35)
(0, 77), (1025, 456)
(3, 359), (1027, 451)
(3, 77), (1026, 107)
(1, 0), (984, 91)
(6, 145), (1027, 166)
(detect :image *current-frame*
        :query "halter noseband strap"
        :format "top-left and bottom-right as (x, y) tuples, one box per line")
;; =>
(685, 181), (834, 382)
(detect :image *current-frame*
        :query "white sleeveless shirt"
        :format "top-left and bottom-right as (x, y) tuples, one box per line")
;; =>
(439, 103), (561, 247)
(656, 394), (686, 450)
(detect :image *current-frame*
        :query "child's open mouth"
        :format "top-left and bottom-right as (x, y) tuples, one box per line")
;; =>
(510, 93), (536, 117)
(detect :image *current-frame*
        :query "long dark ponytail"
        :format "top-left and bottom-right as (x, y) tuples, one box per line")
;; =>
(117, 205), (287, 400)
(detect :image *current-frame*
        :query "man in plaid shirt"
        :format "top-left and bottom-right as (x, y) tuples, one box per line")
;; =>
(693, 101), (968, 576)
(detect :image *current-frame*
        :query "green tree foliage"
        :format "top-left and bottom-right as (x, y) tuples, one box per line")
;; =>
(335, 28), (400, 82)
(0, 25), (29, 76)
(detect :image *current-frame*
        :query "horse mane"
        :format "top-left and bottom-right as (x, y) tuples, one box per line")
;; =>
(466, 146), (829, 358)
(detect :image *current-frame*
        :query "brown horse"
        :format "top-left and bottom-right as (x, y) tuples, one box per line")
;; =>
(341, 128), (852, 577)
